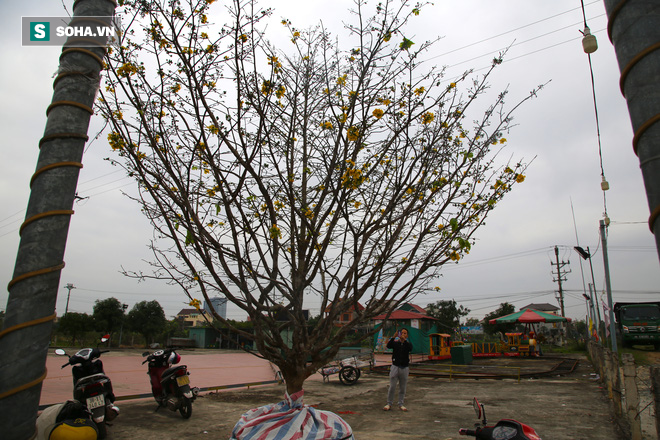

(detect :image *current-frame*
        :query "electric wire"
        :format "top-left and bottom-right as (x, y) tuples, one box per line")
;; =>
(580, 0), (609, 219)
(426, 0), (602, 62)
(439, 16), (605, 70)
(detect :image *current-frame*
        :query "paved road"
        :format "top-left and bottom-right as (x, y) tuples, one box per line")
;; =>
(41, 349), (278, 405)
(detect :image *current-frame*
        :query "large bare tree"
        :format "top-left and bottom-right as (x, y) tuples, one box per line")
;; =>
(99, 0), (539, 394)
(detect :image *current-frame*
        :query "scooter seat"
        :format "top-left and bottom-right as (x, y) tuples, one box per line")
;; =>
(160, 365), (187, 383)
(75, 373), (109, 388)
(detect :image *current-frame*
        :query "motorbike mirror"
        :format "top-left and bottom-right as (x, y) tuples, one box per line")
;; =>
(101, 334), (110, 343)
(472, 398), (481, 418)
(54, 349), (66, 356)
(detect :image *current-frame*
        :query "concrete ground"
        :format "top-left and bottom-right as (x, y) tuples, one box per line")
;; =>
(42, 350), (641, 440)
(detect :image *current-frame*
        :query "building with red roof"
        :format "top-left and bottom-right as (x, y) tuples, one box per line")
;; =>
(323, 302), (365, 327)
(372, 303), (439, 354)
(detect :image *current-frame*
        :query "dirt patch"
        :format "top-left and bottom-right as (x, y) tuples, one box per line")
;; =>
(106, 353), (628, 439)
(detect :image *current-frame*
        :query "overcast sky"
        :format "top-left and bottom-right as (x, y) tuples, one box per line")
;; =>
(2, 0), (659, 323)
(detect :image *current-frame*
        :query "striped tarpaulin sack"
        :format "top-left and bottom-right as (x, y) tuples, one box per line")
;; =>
(231, 389), (354, 440)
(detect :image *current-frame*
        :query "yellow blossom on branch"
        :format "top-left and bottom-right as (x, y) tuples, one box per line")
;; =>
(189, 298), (201, 309)
(421, 112), (435, 124)
(341, 162), (366, 190)
(108, 132), (126, 151)
(347, 126), (359, 141)
(261, 80), (274, 95)
(302, 207), (314, 219)
(117, 62), (139, 77)
(372, 108), (384, 119)
(269, 224), (282, 239)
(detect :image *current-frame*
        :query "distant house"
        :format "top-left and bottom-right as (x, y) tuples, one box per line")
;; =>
(520, 303), (560, 314)
(176, 308), (210, 328)
(397, 302), (428, 315)
(323, 302), (365, 327)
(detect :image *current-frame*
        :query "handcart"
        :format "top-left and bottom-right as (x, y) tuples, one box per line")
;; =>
(319, 352), (373, 385)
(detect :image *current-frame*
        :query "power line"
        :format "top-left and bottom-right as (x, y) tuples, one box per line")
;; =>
(438, 17), (605, 71)
(441, 247), (552, 270)
(425, 1), (603, 62)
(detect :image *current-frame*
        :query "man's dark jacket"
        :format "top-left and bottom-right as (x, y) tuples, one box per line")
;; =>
(387, 337), (413, 368)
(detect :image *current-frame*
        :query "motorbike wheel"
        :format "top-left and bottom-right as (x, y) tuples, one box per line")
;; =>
(338, 366), (359, 385)
(179, 397), (192, 419)
(95, 420), (107, 439)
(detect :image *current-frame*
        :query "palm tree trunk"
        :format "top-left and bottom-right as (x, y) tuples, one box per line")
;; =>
(0, 1), (116, 438)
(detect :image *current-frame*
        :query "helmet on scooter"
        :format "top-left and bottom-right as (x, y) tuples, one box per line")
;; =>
(168, 352), (181, 365)
(49, 418), (98, 440)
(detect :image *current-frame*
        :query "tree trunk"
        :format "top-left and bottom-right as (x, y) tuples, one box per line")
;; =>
(603, 0), (660, 260)
(0, 1), (115, 438)
(280, 364), (310, 396)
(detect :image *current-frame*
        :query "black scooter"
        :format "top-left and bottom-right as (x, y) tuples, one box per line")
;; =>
(459, 398), (542, 440)
(55, 336), (119, 438)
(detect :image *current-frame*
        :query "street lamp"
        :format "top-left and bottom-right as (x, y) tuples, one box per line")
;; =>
(574, 246), (603, 343)
(118, 303), (128, 347)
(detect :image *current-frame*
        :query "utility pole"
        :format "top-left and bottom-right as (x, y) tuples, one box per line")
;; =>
(600, 219), (618, 353)
(63, 283), (76, 315)
(552, 246), (571, 317)
(575, 246), (604, 343)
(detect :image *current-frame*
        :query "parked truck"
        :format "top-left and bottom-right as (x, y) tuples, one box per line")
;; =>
(613, 302), (660, 349)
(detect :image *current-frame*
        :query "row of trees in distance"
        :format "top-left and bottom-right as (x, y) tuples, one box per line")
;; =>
(47, 297), (584, 347)
(55, 297), (170, 346)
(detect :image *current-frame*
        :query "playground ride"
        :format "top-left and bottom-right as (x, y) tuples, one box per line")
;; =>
(428, 332), (540, 361)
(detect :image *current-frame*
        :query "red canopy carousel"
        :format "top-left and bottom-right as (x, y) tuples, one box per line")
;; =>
(489, 308), (570, 325)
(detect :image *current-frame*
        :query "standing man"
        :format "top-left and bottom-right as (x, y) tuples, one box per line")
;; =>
(383, 327), (413, 411)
